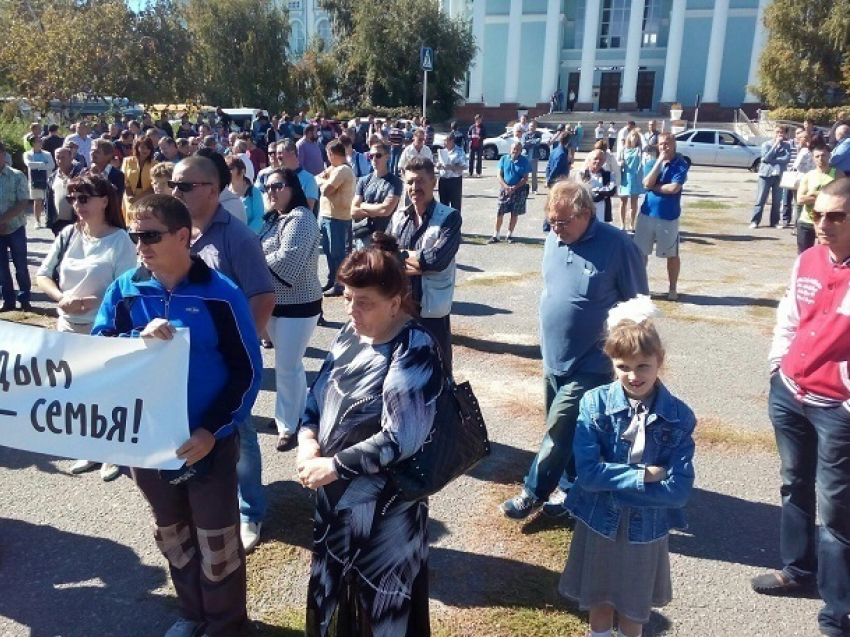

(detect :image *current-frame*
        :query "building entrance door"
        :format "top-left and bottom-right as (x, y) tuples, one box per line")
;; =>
(636, 71), (655, 111)
(567, 72), (580, 110)
(599, 72), (621, 110)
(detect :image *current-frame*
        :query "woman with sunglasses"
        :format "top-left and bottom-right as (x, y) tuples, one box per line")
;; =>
(226, 155), (265, 233)
(257, 169), (322, 451)
(121, 136), (155, 217)
(36, 173), (137, 482)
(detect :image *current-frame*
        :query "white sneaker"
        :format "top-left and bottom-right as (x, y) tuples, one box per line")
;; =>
(240, 521), (262, 554)
(100, 463), (121, 482)
(70, 459), (97, 474)
(749, 222), (758, 229)
(163, 618), (204, 637)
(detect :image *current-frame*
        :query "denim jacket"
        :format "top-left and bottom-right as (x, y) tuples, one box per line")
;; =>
(565, 380), (696, 543)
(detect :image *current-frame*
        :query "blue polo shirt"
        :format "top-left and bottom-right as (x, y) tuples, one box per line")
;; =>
(539, 218), (649, 377)
(498, 154), (532, 186)
(640, 154), (689, 221)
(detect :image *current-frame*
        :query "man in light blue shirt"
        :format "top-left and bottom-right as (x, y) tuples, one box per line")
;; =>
(829, 124), (850, 173)
(750, 125), (792, 228)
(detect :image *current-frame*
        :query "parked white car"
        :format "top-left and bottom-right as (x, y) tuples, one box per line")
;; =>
(482, 128), (554, 161)
(674, 129), (761, 171)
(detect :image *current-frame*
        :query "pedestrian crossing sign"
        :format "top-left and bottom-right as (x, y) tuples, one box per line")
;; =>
(421, 47), (434, 71)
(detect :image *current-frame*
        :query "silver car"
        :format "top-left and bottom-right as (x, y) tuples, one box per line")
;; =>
(482, 128), (553, 161)
(675, 129), (761, 171)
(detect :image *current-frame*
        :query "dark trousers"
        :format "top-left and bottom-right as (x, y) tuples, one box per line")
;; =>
(781, 187), (797, 225)
(438, 177), (463, 213)
(469, 146), (483, 176)
(131, 435), (246, 637)
(768, 374), (850, 636)
(797, 221), (816, 254)
(420, 314), (452, 373)
(523, 371), (611, 500)
(751, 175), (782, 227)
(0, 226), (31, 308)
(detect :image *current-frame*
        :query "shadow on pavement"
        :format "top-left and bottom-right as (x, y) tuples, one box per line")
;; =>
(0, 518), (170, 637)
(467, 440), (536, 486)
(0, 446), (63, 474)
(670, 487), (781, 569)
(453, 333), (541, 360)
(667, 293), (779, 309)
(680, 230), (779, 244)
(452, 301), (512, 317)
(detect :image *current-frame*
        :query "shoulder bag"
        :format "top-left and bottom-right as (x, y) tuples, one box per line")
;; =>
(52, 225), (76, 285)
(388, 331), (491, 500)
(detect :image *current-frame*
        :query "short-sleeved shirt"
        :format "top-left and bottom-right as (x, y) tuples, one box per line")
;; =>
(639, 155), (689, 221)
(318, 164), (356, 221)
(190, 205), (274, 299)
(295, 167), (319, 203)
(355, 171), (403, 234)
(0, 166), (30, 235)
(798, 168), (840, 225)
(498, 154), (532, 187)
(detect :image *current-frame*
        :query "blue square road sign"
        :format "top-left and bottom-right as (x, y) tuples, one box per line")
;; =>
(421, 47), (434, 71)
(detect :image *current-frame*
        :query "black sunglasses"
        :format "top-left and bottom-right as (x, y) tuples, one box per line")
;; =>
(128, 230), (175, 246)
(66, 194), (102, 204)
(367, 152), (385, 160)
(267, 182), (288, 192)
(167, 180), (212, 192)
(812, 210), (848, 224)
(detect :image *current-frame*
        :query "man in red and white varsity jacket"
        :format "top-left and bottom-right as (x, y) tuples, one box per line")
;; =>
(752, 178), (850, 637)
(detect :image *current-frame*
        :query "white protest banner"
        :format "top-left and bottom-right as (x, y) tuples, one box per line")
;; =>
(0, 321), (190, 469)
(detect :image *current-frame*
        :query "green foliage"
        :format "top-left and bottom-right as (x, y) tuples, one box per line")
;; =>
(321, 0), (476, 121)
(768, 106), (850, 124)
(286, 37), (338, 114)
(184, 0), (291, 111)
(0, 118), (35, 170)
(756, 0), (850, 108)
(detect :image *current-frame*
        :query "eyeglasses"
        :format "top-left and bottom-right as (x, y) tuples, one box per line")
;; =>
(367, 152), (385, 160)
(128, 230), (174, 245)
(812, 210), (848, 224)
(548, 215), (581, 229)
(267, 182), (288, 192)
(167, 180), (212, 192)
(66, 194), (101, 204)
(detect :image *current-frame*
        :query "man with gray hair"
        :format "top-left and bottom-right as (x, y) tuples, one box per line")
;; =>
(500, 179), (648, 520)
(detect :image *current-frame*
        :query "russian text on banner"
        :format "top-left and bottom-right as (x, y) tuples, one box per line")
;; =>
(0, 321), (190, 470)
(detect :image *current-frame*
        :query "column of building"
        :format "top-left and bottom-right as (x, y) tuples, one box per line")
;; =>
(660, 0), (686, 105)
(539, 0), (562, 105)
(574, 0), (601, 111)
(618, 0), (647, 111)
(468, 0), (487, 103)
(702, 0), (730, 105)
(744, 0), (770, 103)
(504, 0), (523, 103)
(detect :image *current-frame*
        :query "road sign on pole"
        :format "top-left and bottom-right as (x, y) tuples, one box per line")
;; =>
(420, 46), (434, 71)
(421, 46), (433, 120)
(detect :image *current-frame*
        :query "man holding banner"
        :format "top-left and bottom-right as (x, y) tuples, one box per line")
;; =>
(92, 194), (262, 637)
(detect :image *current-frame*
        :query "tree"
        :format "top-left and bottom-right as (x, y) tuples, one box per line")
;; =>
(756, 0), (850, 108)
(184, 0), (291, 110)
(288, 37), (339, 113)
(321, 0), (476, 119)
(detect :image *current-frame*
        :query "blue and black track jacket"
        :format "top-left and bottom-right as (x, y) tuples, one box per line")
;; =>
(92, 257), (262, 439)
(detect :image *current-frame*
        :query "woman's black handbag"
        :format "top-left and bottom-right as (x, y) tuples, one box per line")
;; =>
(389, 347), (490, 500)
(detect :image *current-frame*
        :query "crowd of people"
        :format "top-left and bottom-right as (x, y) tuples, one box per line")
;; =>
(0, 103), (849, 637)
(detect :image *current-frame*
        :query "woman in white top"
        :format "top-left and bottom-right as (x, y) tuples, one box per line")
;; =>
(36, 173), (137, 481)
(23, 134), (55, 228)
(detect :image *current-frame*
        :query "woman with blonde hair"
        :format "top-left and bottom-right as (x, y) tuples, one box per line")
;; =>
(617, 130), (645, 233)
(121, 136), (154, 215)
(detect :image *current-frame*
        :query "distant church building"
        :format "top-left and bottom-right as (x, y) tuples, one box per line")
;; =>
(448, 0), (769, 116)
(282, 0), (334, 58)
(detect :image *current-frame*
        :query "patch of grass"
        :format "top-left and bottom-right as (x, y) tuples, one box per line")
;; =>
(695, 415), (776, 453)
(685, 200), (732, 210)
(457, 271), (537, 288)
(433, 606), (586, 637)
(0, 311), (55, 329)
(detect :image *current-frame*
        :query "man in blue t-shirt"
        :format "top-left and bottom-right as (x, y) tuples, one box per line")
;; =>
(489, 142), (532, 244)
(634, 132), (689, 301)
(351, 141), (403, 249)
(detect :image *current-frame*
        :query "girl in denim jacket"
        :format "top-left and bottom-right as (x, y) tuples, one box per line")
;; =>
(559, 297), (696, 637)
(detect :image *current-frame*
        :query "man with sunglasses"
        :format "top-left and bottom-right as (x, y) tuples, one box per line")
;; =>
(500, 179), (647, 521)
(753, 178), (850, 637)
(93, 195), (262, 637)
(351, 141), (402, 249)
(171, 156), (275, 556)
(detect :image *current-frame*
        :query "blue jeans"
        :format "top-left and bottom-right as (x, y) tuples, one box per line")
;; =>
(751, 175), (782, 226)
(389, 146), (402, 176)
(0, 226), (31, 308)
(236, 417), (266, 524)
(320, 217), (350, 290)
(768, 374), (850, 636)
(523, 371), (611, 501)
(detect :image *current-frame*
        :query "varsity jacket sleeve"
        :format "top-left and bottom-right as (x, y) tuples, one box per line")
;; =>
(199, 286), (263, 438)
(417, 208), (462, 273)
(768, 257), (801, 370)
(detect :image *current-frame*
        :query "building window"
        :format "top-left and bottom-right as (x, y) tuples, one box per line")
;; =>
(316, 18), (333, 51)
(288, 0), (301, 9)
(599, 0), (628, 49)
(290, 20), (305, 57)
(642, 0), (661, 47)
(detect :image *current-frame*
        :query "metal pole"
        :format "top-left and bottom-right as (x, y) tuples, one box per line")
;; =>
(423, 70), (428, 120)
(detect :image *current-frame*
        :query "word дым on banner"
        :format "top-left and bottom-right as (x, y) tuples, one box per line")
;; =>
(0, 321), (190, 470)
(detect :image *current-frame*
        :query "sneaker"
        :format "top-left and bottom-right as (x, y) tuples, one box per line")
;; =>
(260, 339), (274, 349)
(70, 459), (97, 474)
(749, 222), (758, 229)
(542, 488), (572, 518)
(505, 235), (514, 244)
(667, 290), (679, 302)
(241, 521), (262, 554)
(499, 490), (544, 520)
(751, 571), (816, 596)
(163, 618), (205, 637)
(486, 236), (500, 244)
(276, 432), (297, 452)
(100, 463), (121, 482)
(323, 287), (343, 298)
